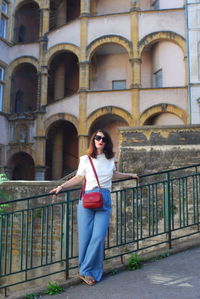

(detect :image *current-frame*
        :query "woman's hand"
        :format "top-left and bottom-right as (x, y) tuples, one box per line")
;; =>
(49, 185), (63, 195)
(129, 174), (139, 180)
(49, 175), (83, 195)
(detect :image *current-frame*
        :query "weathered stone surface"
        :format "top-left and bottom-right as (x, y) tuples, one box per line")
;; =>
(118, 125), (200, 174)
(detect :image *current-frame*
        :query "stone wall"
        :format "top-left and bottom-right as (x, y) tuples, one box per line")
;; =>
(118, 125), (200, 174)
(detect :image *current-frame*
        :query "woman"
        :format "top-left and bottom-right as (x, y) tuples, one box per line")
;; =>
(50, 129), (139, 286)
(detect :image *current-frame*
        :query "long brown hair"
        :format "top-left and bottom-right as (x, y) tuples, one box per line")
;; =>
(88, 129), (115, 159)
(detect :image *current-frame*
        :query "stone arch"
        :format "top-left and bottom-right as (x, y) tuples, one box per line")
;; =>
(7, 151), (35, 180)
(46, 43), (80, 65)
(86, 35), (133, 61)
(139, 103), (188, 125)
(45, 118), (79, 179)
(13, 1), (41, 43)
(14, 0), (41, 10)
(86, 106), (133, 130)
(9, 60), (38, 113)
(44, 113), (79, 136)
(138, 31), (186, 57)
(9, 57), (39, 74)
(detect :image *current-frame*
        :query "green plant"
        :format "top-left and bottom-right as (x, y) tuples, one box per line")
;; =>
(0, 174), (10, 214)
(127, 253), (143, 271)
(45, 281), (64, 295)
(159, 252), (170, 259)
(23, 293), (40, 299)
(0, 173), (7, 183)
(150, 252), (170, 262)
(110, 268), (118, 275)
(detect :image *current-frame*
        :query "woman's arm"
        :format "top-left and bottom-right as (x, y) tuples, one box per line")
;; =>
(113, 171), (139, 180)
(49, 174), (84, 194)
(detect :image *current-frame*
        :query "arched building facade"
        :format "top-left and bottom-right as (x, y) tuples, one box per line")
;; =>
(0, 0), (193, 180)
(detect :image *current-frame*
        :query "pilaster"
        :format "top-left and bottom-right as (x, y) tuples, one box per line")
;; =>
(38, 32), (48, 108)
(131, 89), (140, 126)
(79, 92), (88, 135)
(40, 66), (48, 107)
(80, 0), (90, 16)
(79, 61), (90, 91)
(3, 68), (11, 113)
(52, 130), (63, 180)
(79, 5), (89, 156)
(34, 135), (46, 167)
(78, 134), (88, 157)
(130, 0), (140, 12)
(40, 8), (50, 36)
(130, 6), (140, 126)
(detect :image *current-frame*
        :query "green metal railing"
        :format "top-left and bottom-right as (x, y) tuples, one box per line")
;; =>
(0, 163), (200, 295)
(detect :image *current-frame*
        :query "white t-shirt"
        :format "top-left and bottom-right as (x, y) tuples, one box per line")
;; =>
(77, 154), (116, 191)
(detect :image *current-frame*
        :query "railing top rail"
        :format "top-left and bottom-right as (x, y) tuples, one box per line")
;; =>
(1, 163), (200, 205)
(139, 163), (200, 178)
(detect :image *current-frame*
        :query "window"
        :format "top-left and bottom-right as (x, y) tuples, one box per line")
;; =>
(0, 66), (5, 111)
(112, 80), (126, 90)
(0, 16), (7, 38)
(154, 69), (163, 88)
(152, 0), (159, 10)
(0, 67), (4, 80)
(0, 1), (8, 39)
(2, 1), (8, 14)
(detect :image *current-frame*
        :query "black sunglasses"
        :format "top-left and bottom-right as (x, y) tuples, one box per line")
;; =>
(94, 135), (107, 143)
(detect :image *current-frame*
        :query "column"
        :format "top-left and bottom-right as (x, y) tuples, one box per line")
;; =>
(81, 0), (90, 16)
(130, 0), (140, 11)
(40, 8), (50, 36)
(40, 66), (48, 107)
(79, 61), (90, 91)
(130, 7), (140, 126)
(130, 58), (141, 88)
(79, 7), (89, 156)
(38, 6), (49, 108)
(78, 92), (88, 156)
(54, 63), (65, 100)
(3, 68), (11, 113)
(78, 134), (88, 157)
(52, 131), (63, 180)
(34, 135), (46, 180)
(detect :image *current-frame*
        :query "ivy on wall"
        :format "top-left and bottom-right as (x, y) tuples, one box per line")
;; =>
(0, 174), (10, 213)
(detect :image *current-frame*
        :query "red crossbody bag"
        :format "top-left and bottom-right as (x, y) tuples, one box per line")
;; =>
(81, 156), (103, 209)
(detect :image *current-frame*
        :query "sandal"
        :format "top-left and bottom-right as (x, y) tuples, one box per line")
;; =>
(78, 274), (96, 286)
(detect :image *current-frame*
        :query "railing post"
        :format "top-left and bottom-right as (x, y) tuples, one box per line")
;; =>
(65, 191), (70, 279)
(195, 166), (200, 231)
(166, 172), (172, 249)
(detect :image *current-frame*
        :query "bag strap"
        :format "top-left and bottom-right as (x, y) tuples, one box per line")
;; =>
(80, 155), (102, 197)
(88, 155), (101, 191)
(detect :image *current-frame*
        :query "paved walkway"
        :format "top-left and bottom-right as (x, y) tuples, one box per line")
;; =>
(42, 246), (200, 299)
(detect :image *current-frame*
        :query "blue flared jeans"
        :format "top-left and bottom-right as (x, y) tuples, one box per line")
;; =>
(77, 188), (111, 282)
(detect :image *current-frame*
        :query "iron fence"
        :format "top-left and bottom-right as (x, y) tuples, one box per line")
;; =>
(0, 163), (200, 295)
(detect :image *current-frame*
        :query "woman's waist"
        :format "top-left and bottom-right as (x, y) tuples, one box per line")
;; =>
(85, 180), (112, 191)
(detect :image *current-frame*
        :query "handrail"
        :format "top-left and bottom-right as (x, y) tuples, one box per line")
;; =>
(0, 162), (200, 294)
(1, 163), (200, 205)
